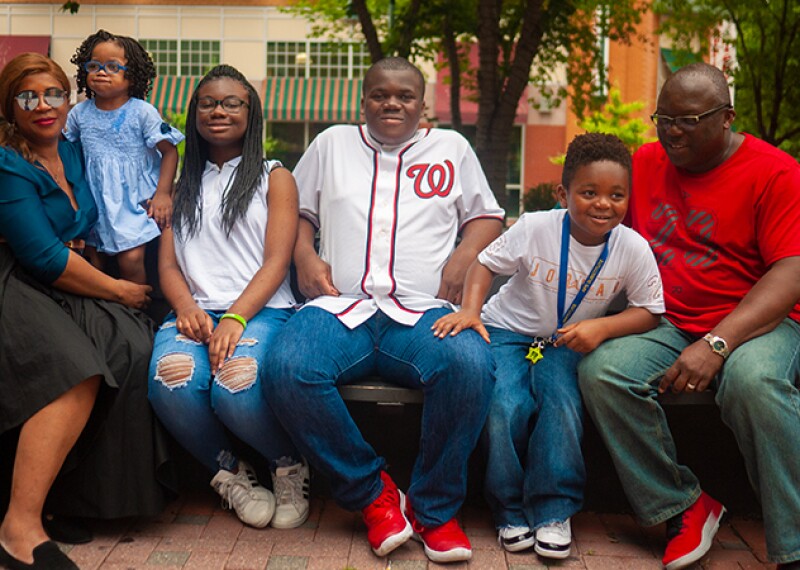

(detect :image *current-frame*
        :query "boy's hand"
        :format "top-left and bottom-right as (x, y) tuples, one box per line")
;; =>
(554, 319), (610, 353)
(432, 311), (490, 343)
(148, 192), (173, 229)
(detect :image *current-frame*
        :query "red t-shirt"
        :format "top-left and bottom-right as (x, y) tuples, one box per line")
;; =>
(630, 134), (800, 336)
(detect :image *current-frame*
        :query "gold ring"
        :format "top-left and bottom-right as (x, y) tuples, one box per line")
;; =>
(687, 383), (697, 390)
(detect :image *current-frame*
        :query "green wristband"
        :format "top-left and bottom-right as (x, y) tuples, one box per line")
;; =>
(220, 313), (247, 330)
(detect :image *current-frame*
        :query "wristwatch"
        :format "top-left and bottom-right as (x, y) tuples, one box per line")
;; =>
(702, 333), (730, 360)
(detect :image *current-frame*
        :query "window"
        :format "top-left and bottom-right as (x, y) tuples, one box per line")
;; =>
(141, 39), (220, 76)
(266, 41), (370, 79)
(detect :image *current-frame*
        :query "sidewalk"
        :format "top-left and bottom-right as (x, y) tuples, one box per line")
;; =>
(60, 487), (770, 570)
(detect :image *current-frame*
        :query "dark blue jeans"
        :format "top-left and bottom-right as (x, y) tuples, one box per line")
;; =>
(262, 307), (494, 527)
(483, 327), (585, 530)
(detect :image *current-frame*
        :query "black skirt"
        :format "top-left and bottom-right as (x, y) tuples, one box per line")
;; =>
(0, 245), (176, 518)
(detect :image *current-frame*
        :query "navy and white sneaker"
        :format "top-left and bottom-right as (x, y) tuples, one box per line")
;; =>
(534, 518), (571, 559)
(498, 525), (535, 552)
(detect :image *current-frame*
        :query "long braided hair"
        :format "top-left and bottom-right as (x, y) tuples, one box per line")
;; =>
(172, 64), (265, 239)
(71, 30), (156, 100)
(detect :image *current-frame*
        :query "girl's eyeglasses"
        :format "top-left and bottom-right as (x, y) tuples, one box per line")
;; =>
(83, 60), (128, 74)
(196, 96), (249, 114)
(14, 88), (68, 111)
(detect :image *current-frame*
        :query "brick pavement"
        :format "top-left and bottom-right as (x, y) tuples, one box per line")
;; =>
(55, 487), (771, 570)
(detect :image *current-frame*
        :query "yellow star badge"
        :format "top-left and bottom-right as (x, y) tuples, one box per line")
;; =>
(526, 345), (543, 365)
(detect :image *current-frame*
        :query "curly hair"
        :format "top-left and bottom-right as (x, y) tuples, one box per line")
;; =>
(71, 30), (156, 100)
(561, 132), (632, 189)
(0, 52), (71, 162)
(172, 64), (266, 239)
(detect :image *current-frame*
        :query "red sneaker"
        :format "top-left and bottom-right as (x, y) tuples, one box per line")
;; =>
(362, 472), (412, 556)
(405, 504), (472, 563)
(662, 492), (726, 570)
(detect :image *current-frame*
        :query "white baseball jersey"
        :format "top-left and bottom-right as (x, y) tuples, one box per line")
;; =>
(294, 124), (505, 328)
(480, 210), (665, 337)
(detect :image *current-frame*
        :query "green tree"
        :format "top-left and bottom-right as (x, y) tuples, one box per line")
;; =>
(551, 86), (657, 164)
(284, 0), (644, 211)
(655, 0), (800, 158)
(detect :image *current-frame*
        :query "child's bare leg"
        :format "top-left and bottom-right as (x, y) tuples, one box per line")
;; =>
(116, 245), (147, 284)
(85, 245), (104, 271)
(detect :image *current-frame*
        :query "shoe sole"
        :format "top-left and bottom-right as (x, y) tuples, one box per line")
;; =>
(271, 508), (310, 529)
(372, 492), (413, 557)
(534, 542), (571, 559)
(664, 506), (726, 570)
(501, 535), (536, 552)
(422, 544), (472, 563)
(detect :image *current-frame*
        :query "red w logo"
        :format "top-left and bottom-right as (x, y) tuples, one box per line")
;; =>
(407, 160), (455, 198)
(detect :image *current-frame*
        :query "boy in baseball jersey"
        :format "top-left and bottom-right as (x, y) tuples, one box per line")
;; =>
(433, 134), (664, 558)
(263, 57), (504, 563)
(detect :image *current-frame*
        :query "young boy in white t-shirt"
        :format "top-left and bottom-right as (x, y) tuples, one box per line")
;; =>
(432, 133), (665, 558)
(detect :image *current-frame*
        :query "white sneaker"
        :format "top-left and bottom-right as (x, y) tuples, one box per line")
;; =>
(270, 458), (310, 529)
(534, 518), (571, 559)
(498, 525), (535, 552)
(210, 460), (275, 528)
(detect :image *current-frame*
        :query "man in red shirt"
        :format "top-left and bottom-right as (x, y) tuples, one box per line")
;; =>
(578, 62), (800, 570)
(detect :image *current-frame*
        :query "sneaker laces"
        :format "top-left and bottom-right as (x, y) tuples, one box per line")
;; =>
(665, 512), (684, 541)
(218, 468), (261, 510)
(274, 465), (307, 507)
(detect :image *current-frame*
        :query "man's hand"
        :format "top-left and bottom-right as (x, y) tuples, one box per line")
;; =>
(175, 306), (214, 344)
(295, 253), (339, 300)
(431, 310), (490, 343)
(437, 251), (472, 305)
(659, 340), (724, 394)
(554, 319), (611, 353)
(116, 280), (152, 310)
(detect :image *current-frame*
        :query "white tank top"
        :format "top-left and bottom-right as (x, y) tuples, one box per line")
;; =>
(174, 157), (296, 311)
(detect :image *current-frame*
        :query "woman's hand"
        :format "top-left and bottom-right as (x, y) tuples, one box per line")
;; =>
(175, 306), (213, 343)
(208, 318), (245, 373)
(115, 280), (153, 310)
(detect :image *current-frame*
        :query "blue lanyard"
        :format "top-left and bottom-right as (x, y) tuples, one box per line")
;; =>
(555, 213), (610, 338)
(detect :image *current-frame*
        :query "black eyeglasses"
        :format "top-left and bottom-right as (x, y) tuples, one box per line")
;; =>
(83, 60), (128, 74)
(196, 96), (249, 114)
(14, 88), (68, 111)
(650, 104), (731, 130)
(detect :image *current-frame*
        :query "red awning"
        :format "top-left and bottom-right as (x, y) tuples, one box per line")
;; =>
(0, 36), (51, 68)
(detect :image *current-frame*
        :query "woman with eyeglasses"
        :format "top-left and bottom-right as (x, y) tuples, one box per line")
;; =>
(147, 64), (309, 531)
(65, 29), (183, 285)
(0, 53), (175, 569)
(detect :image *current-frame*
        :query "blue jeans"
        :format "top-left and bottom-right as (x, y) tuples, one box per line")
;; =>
(262, 307), (494, 527)
(148, 307), (298, 473)
(578, 317), (800, 563)
(484, 327), (585, 531)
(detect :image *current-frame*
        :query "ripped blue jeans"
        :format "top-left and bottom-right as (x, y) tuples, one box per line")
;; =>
(148, 307), (298, 473)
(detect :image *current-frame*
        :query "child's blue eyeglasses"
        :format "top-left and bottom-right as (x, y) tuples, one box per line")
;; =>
(83, 60), (128, 74)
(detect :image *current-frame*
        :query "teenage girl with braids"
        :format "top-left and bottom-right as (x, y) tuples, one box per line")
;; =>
(65, 30), (183, 284)
(148, 65), (310, 530)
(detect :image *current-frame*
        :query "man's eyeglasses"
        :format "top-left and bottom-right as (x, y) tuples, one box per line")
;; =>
(196, 96), (249, 114)
(650, 104), (731, 130)
(83, 60), (128, 74)
(14, 88), (68, 111)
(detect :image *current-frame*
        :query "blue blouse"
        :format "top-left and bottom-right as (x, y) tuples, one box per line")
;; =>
(0, 140), (98, 283)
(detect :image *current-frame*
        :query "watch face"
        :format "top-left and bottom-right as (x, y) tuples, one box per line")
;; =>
(712, 339), (726, 352)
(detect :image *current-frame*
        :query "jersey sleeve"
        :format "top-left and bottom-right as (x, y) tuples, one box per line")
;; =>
(63, 104), (81, 143)
(457, 142), (505, 228)
(141, 100), (185, 148)
(0, 169), (70, 283)
(619, 230), (665, 315)
(477, 215), (530, 276)
(293, 136), (323, 229)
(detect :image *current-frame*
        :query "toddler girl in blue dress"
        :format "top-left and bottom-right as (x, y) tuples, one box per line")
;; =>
(65, 30), (184, 284)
